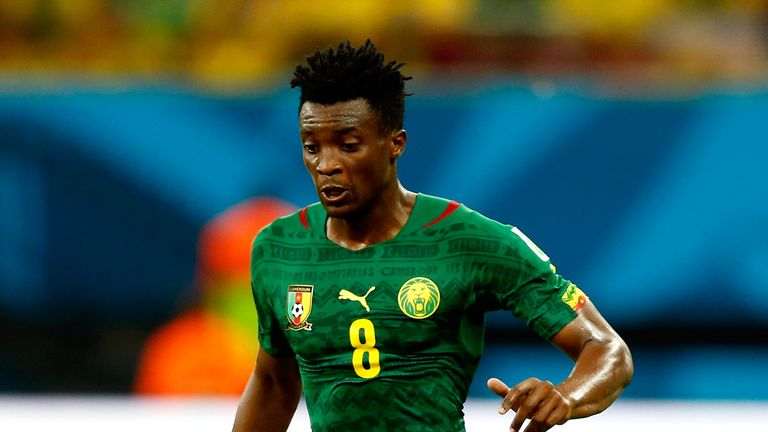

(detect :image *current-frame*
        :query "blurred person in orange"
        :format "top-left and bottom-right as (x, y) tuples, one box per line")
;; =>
(134, 197), (296, 395)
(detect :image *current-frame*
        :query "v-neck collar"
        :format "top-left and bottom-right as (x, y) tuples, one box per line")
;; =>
(305, 193), (429, 250)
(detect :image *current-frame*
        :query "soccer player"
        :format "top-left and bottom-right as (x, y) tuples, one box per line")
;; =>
(233, 40), (633, 432)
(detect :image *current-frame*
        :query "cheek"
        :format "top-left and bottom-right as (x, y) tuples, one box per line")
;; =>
(303, 156), (319, 182)
(354, 156), (390, 188)
(303, 151), (316, 168)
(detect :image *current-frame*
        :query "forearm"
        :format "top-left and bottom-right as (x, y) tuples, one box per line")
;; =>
(489, 301), (632, 430)
(556, 337), (633, 419)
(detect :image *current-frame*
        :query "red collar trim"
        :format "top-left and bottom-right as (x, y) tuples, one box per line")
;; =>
(298, 206), (310, 230)
(421, 200), (460, 229)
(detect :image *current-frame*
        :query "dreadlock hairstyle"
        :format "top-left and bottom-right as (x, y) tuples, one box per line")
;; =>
(291, 40), (412, 134)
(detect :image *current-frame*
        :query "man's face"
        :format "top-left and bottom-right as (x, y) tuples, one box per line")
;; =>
(299, 98), (404, 219)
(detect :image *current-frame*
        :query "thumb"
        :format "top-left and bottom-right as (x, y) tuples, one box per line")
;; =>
(486, 377), (509, 398)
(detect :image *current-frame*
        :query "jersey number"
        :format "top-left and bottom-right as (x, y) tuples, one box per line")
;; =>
(349, 319), (380, 379)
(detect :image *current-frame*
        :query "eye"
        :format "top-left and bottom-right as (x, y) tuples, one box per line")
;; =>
(303, 143), (318, 154)
(340, 142), (360, 152)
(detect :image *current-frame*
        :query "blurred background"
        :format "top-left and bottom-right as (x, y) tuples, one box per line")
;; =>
(1, 0), (767, 420)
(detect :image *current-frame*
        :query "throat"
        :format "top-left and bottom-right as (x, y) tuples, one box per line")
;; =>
(325, 217), (399, 250)
(325, 190), (417, 250)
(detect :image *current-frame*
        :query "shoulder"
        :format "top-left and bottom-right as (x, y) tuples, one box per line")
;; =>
(251, 203), (320, 251)
(419, 193), (515, 237)
(420, 194), (548, 259)
(250, 203), (322, 274)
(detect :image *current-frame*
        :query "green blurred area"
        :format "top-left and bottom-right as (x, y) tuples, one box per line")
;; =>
(0, 0), (766, 91)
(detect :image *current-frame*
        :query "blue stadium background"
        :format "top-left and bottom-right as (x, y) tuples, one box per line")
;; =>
(2, 83), (766, 398)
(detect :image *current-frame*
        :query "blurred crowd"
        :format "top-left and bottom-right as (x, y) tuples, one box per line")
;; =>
(1, 0), (766, 90)
(2, 0), (768, 398)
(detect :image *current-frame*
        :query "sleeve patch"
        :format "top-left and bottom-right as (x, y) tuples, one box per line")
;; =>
(561, 283), (588, 312)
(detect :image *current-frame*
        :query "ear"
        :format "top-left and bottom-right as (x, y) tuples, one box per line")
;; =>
(389, 129), (407, 162)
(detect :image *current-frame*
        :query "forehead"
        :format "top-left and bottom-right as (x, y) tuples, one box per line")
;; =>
(299, 98), (378, 133)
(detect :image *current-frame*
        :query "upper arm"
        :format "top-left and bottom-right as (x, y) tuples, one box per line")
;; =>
(254, 347), (301, 388)
(251, 263), (294, 357)
(477, 223), (579, 338)
(549, 298), (628, 361)
(253, 291), (295, 358)
(234, 349), (301, 432)
(251, 236), (293, 357)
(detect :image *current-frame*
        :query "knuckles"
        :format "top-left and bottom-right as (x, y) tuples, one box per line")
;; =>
(503, 377), (574, 431)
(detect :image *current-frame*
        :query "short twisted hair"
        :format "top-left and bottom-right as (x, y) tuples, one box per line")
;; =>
(291, 40), (411, 134)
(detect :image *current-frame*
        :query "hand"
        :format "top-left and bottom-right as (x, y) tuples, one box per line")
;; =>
(487, 377), (573, 432)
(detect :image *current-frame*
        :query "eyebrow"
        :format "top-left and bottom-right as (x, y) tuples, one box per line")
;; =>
(333, 127), (360, 135)
(301, 126), (361, 136)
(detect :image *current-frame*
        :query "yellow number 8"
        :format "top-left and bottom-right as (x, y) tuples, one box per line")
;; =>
(349, 319), (380, 379)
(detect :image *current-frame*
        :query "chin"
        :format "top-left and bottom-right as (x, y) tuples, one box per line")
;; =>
(324, 208), (361, 221)
(321, 200), (364, 220)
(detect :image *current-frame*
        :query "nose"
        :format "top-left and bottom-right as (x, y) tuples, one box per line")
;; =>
(316, 150), (343, 176)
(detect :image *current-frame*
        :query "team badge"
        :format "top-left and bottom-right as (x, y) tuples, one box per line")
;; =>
(561, 283), (588, 312)
(286, 284), (314, 331)
(397, 277), (440, 319)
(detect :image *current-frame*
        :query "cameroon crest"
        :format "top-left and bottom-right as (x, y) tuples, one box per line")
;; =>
(286, 284), (314, 331)
(397, 277), (440, 319)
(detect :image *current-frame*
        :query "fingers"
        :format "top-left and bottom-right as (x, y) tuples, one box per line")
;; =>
(487, 377), (527, 416)
(486, 377), (510, 399)
(521, 396), (561, 432)
(488, 377), (572, 432)
(510, 380), (548, 431)
(533, 396), (561, 425)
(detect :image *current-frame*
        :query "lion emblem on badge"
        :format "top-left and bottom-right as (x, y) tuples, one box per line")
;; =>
(397, 277), (440, 319)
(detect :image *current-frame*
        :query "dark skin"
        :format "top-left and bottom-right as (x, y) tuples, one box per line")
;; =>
(233, 349), (301, 432)
(298, 98), (415, 250)
(232, 98), (633, 432)
(487, 300), (633, 431)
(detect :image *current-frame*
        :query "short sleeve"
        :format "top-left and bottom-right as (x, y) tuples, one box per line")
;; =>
(251, 239), (294, 357)
(482, 226), (584, 340)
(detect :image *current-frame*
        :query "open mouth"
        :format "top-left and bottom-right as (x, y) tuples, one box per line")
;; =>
(320, 185), (349, 203)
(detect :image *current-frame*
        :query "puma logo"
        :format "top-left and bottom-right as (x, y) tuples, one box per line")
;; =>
(338, 286), (376, 312)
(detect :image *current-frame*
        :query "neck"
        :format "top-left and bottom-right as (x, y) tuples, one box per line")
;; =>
(326, 182), (416, 251)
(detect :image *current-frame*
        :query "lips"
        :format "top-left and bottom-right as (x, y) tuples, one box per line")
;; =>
(320, 184), (350, 203)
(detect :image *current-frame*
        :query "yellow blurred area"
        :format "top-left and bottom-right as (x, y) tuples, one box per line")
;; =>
(546, 0), (674, 38)
(187, 0), (472, 87)
(0, 0), (471, 87)
(0, 0), (766, 88)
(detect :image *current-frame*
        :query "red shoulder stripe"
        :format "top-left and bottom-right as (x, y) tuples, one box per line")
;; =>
(298, 206), (310, 230)
(421, 200), (460, 229)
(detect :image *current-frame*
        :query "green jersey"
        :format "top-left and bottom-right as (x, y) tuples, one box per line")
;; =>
(251, 193), (586, 431)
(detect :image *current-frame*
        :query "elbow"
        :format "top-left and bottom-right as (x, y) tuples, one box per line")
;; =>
(588, 331), (634, 390)
(594, 334), (634, 393)
(615, 338), (634, 390)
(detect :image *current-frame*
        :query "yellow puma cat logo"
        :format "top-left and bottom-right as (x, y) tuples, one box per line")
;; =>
(338, 286), (376, 312)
